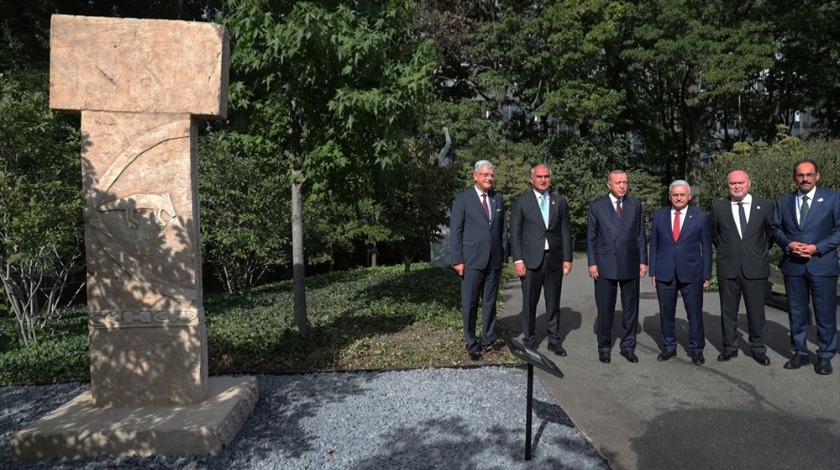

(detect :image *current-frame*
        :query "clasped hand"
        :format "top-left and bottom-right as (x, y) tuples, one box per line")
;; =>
(788, 242), (817, 258)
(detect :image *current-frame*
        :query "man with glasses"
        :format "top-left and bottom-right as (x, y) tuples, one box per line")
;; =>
(772, 160), (840, 375)
(450, 160), (508, 361)
(510, 164), (573, 355)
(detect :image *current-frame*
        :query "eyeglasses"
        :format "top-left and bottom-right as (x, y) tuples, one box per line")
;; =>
(477, 172), (495, 179)
(533, 175), (551, 179)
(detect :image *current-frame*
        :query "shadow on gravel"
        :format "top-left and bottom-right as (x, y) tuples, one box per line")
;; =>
(631, 408), (839, 470)
(344, 407), (607, 470)
(1, 370), (610, 470)
(222, 374), (374, 462)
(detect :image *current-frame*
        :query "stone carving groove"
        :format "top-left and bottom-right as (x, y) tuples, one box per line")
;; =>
(85, 120), (196, 301)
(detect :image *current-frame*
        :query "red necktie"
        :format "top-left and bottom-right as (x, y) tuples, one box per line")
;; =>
(482, 194), (490, 222)
(673, 210), (681, 241)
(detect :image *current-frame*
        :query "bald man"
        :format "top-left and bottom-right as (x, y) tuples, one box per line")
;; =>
(710, 170), (774, 366)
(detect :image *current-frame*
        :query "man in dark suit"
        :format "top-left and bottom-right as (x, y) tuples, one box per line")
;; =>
(510, 164), (573, 355)
(450, 160), (507, 361)
(587, 170), (648, 364)
(710, 170), (774, 366)
(649, 180), (712, 365)
(772, 160), (840, 375)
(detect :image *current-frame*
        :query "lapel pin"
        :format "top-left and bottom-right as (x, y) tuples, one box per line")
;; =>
(756, 206), (760, 210)
(818, 198), (824, 202)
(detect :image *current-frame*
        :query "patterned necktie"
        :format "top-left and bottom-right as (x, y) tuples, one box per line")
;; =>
(737, 202), (747, 238)
(540, 194), (549, 227)
(481, 193), (490, 222)
(673, 210), (681, 241)
(799, 195), (810, 229)
(615, 198), (622, 219)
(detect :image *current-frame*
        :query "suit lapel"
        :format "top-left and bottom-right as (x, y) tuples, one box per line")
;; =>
(742, 197), (765, 237)
(803, 188), (825, 228)
(786, 192), (799, 228)
(470, 191), (483, 220)
(599, 196), (618, 230)
(724, 198), (742, 237)
(677, 207), (690, 243)
(548, 191), (556, 228)
(488, 190), (499, 227)
(660, 209), (674, 242)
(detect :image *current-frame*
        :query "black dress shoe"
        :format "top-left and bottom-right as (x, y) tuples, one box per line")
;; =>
(620, 350), (639, 363)
(751, 351), (770, 366)
(815, 358), (833, 375)
(548, 344), (567, 357)
(599, 353), (611, 364)
(469, 351), (482, 361)
(784, 354), (811, 370)
(690, 352), (705, 365)
(657, 349), (676, 361)
(482, 341), (502, 353)
(717, 350), (739, 362)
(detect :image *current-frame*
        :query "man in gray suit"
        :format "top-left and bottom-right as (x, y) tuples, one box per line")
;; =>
(510, 164), (573, 354)
(450, 160), (507, 361)
(710, 170), (774, 366)
(587, 170), (648, 364)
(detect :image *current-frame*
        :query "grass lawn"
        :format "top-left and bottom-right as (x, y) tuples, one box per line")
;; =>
(0, 263), (518, 385)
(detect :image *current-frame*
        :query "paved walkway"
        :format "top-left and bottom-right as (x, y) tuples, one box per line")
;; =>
(497, 256), (840, 470)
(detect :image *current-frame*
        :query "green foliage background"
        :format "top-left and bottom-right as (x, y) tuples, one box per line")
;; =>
(0, 264), (497, 384)
(2, 0), (840, 371)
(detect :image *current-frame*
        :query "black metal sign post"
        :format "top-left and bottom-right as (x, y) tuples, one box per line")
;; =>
(502, 335), (564, 461)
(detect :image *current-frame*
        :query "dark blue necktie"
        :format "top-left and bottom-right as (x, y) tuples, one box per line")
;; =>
(737, 202), (747, 238)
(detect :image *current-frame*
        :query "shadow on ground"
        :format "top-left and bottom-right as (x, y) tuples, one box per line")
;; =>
(630, 408), (839, 470)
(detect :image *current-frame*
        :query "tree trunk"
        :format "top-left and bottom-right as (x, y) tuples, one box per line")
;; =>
(686, 76), (703, 202)
(291, 176), (308, 336)
(403, 250), (414, 273)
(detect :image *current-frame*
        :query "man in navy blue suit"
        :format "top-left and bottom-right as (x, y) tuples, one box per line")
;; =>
(649, 180), (713, 365)
(587, 170), (648, 364)
(772, 160), (840, 375)
(450, 160), (507, 361)
(510, 164), (573, 354)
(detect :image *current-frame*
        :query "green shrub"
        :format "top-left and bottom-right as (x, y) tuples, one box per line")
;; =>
(0, 335), (88, 385)
(0, 263), (507, 383)
(699, 138), (840, 206)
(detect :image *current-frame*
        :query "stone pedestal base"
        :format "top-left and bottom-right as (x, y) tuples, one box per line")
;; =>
(11, 376), (257, 462)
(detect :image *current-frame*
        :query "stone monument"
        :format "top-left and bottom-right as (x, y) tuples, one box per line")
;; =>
(430, 127), (454, 267)
(11, 15), (257, 462)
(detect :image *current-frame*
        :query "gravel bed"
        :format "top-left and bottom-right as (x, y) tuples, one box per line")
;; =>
(1, 366), (609, 469)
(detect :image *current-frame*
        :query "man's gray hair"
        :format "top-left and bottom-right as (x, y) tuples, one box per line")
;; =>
(530, 163), (551, 177)
(474, 160), (495, 172)
(608, 169), (627, 180)
(669, 179), (691, 193)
